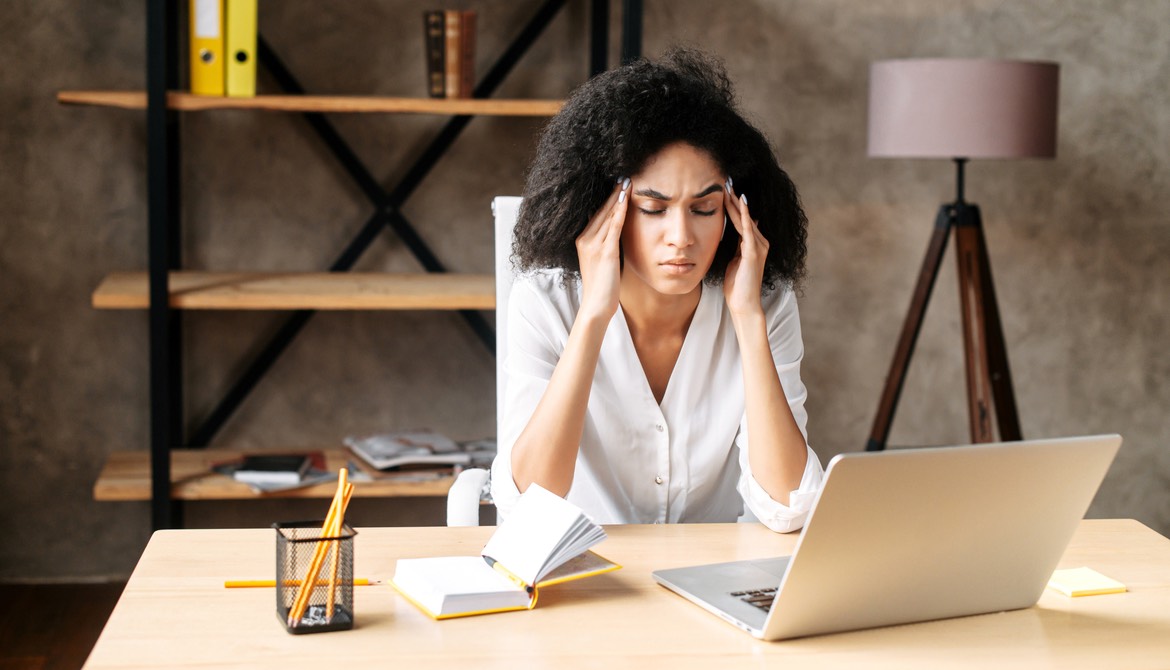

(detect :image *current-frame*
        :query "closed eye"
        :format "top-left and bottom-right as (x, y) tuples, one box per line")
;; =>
(692, 208), (717, 216)
(639, 207), (667, 216)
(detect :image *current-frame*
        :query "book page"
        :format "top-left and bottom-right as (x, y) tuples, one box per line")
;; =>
(535, 551), (621, 588)
(482, 484), (605, 585)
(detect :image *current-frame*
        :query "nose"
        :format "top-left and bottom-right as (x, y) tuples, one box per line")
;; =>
(663, 209), (695, 248)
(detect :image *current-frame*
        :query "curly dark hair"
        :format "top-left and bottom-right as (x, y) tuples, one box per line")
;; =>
(513, 47), (807, 291)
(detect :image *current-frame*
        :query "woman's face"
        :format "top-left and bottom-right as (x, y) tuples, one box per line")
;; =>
(621, 142), (726, 298)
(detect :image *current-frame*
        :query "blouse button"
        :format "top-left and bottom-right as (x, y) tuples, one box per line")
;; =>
(655, 476), (663, 485)
(655, 424), (664, 432)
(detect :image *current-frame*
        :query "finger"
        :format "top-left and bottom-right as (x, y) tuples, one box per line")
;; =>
(723, 188), (745, 235)
(736, 191), (751, 229)
(734, 192), (761, 238)
(602, 177), (631, 245)
(733, 192), (766, 258)
(581, 179), (627, 240)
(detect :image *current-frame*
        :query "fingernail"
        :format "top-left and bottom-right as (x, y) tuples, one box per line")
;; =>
(740, 193), (748, 205)
(617, 177), (625, 185)
(622, 177), (631, 190)
(727, 176), (734, 192)
(618, 189), (626, 204)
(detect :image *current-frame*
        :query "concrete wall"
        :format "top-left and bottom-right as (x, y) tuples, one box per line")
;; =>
(1, 0), (1166, 580)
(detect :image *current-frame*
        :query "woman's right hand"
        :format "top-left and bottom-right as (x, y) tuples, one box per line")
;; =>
(511, 178), (630, 497)
(575, 177), (630, 323)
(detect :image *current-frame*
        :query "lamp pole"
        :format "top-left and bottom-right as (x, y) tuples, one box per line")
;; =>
(954, 157), (967, 203)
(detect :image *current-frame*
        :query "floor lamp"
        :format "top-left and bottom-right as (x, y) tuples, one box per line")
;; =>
(864, 58), (1060, 451)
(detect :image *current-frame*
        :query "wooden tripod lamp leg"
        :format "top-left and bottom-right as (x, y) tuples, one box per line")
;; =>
(954, 205), (996, 443)
(866, 206), (954, 451)
(971, 210), (1023, 441)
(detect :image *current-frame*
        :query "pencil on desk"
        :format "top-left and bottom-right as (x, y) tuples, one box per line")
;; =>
(225, 578), (375, 588)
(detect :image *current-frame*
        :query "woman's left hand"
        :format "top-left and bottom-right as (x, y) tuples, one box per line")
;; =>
(723, 183), (768, 318)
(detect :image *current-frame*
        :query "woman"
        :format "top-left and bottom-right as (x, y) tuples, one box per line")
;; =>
(490, 48), (823, 532)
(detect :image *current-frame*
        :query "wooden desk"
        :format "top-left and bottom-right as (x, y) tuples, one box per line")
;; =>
(85, 520), (1170, 669)
(94, 449), (454, 501)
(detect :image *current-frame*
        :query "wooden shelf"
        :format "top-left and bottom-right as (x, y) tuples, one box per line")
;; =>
(92, 271), (495, 310)
(57, 90), (563, 116)
(94, 449), (457, 501)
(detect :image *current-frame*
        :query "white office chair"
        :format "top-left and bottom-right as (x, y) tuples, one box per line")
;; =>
(446, 196), (522, 526)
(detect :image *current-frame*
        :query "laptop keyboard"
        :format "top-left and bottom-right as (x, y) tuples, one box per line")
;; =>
(731, 587), (778, 612)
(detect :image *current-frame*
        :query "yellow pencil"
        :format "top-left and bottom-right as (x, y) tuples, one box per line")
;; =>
(326, 472), (353, 620)
(288, 472), (353, 627)
(288, 481), (344, 625)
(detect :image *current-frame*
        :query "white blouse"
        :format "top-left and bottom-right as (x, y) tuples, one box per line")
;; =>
(490, 269), (824, 533)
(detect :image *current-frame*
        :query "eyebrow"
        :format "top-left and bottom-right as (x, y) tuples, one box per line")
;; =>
(633, 183), (724, 201)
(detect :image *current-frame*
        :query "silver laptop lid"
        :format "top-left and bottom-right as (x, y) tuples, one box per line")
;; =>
(763, 434), (1121, 640)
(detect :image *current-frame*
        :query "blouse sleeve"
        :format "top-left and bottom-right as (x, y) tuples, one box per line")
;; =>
(489, 276), (566, 519)
(734, 288), (824, 533)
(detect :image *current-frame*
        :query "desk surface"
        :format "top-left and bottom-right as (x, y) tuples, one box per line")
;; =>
(85, 519), (1170, 669)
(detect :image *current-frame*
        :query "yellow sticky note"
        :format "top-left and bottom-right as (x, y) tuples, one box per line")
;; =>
(1048, 567), (1127, 597)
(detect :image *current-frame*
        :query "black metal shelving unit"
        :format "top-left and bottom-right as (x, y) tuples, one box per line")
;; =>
(141, 0), (644, 529)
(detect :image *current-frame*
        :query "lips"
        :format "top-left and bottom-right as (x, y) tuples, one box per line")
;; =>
(660, 259), (696, 274)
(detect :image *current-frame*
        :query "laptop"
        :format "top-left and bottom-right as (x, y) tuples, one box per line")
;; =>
(652, 434), (1121, 640)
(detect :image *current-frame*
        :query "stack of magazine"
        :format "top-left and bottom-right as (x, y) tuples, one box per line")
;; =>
(344, 430), (495, 481)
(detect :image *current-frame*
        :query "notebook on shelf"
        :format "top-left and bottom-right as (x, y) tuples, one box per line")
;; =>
(212, 451), (333, 493)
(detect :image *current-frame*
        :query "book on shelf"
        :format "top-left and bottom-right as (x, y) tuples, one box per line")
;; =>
(423, 8), (475, 99)
(440, 9), (476, 98)
(345, 436), (496, 481)
(345, 459), (455, 483)
(444, 10), (461, 98)
(423, 10), (446, 98)
(344, 430), (473, 471)
(392, 484), (619, 619)
(212, 451), (334, 493)
(234, 453), (311, 485)
(458, 10), (476, 98)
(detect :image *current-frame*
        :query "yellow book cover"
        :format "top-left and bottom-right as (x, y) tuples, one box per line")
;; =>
(189, 0), (224, 96)
(224, 0), (257, 98)
(391, 484), (620, 619)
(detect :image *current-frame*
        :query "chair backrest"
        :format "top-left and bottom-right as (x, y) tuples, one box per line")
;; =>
(492, 196), (522, 432)
(447, 196), (521, 527)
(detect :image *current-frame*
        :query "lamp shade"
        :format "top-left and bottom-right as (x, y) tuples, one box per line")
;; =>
(867, 59), (1059, 159)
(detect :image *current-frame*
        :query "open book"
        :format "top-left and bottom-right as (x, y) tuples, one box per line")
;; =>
(391, 484), (620, 619)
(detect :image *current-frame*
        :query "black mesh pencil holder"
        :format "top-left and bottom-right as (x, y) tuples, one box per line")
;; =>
(274, 521), (357, 634)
